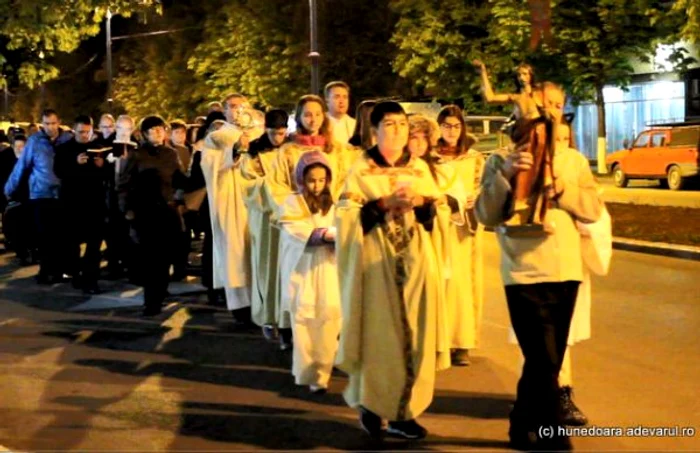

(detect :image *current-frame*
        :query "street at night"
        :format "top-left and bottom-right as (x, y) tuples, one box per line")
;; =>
(1, 234), (698, 451)
(2, 0), (700, 451)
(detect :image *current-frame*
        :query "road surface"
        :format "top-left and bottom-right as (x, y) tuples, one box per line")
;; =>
(598, 176), (700, 208)
(0, 234), (698, 451)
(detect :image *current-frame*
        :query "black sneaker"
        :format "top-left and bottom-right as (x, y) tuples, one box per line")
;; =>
(262, 324), (278, 342)
(82, 285), (102, 295)
(36, 274), (53, 285)
(451, 348), (471, 366)
(279, 328), (293, 351)
(359, 406), (382, 439)
(386, 419), (428, 440)
(309, 385), (327, 395)
(508, 427), (539, 451)
(142, 306), (162, 317)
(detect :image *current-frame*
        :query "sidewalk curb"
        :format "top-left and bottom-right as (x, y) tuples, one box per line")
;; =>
(484, 229), (700, 261)
(613, 237), (700, 261)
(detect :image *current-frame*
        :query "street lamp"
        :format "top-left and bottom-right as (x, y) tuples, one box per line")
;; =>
(39, 50), (46, 109)
(308, 0), (320, 95)
(106, 8), (113, 112)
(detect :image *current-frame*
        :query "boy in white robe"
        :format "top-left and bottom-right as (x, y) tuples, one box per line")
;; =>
(239, 110), (290, 341)
(278, 151), (341, 394)
(336, 102), (452, 441)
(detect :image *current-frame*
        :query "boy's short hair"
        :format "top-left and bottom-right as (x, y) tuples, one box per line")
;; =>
(41, 109), (59, 119)
(169, 120), (187, 131)
(74, 115), (93, 126)
(369, 101), (406, 128)
(265, 109), (289, 129)
(324, 81), (350, 98)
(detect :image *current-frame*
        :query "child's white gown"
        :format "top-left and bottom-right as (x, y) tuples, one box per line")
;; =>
(278, 194), (341, 388)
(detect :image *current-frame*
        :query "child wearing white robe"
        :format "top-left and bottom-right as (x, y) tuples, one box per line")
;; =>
(278, 151), (341, 393)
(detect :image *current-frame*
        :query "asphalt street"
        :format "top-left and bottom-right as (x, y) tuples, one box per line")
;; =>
(597, 175), (700, 208)
(0, 233), (698, 451)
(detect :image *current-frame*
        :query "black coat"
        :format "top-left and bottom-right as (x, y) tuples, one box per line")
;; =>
(118, 143), (186, 218)
(0, 146), (19, 208)
(54, 138), (108, 208)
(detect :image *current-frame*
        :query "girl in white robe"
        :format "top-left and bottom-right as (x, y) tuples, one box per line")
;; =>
(436, 105), (486, 367)
(278, 151), (341, 393)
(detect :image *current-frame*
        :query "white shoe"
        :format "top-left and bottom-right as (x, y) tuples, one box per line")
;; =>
(309, 385), (327, 394)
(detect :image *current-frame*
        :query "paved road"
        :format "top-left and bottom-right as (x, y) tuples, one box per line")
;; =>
(597, 176), (700, 208)
(0, 235), (698, 451)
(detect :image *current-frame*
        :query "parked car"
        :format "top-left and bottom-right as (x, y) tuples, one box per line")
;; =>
(465, 115), (508, 156)
(605, 122), (700, 190)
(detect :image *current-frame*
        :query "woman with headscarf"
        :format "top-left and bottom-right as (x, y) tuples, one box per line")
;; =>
(118, 115), (186, 316)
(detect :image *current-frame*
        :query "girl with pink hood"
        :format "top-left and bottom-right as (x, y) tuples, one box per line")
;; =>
(277, 150), (341, 394)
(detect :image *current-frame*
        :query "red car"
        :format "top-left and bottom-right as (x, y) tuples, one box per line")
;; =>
(606, 123), (700, 190)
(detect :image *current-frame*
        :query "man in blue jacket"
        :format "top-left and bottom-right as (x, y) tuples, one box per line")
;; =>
(4, 109), (73, 284)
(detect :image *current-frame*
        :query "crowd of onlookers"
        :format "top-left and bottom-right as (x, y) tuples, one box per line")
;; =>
(0, 109), (215, 294)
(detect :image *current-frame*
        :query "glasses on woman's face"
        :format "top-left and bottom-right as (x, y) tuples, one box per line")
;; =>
(440, 122), (462, 131)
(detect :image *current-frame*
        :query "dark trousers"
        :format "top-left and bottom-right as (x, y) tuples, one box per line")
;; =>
(137, 208), (181, 311)
(200, 204), (213, 289)
(3, 202), (36, 262)
(172, 212), (192, 279)
(31, 199), (63, 279)
(105, 208), (133, 275)
(65, 207), (105, 287)
(505, 281), (579, 429)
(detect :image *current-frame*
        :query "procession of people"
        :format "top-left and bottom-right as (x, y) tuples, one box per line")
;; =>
(0, 70), (611, 451)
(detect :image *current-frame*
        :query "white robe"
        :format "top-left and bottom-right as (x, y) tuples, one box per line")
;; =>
(278, 194), (341, 388)
(240, 151), (282, 326)
(439, 151), (486, 350)
(336, 153), (452, 421)
(201, 123), (262, 310)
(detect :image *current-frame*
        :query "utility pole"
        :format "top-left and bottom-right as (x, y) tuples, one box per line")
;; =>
(308, 0), (320, 95)
(3, 86), (8, 120)
(106, 9), (113, 112)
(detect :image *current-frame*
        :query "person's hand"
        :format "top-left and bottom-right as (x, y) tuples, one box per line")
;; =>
(465, 193), (476, 209)
(323, 227), (336, 242)
(77, 153), (89, 165)
(382, 187), (414, 213)
(472, 59), (485, 70)
(93, 156), (104, 168)
(501, 144), (533, 180)
(237, 132), (250, 151)
(125, 210), (135, 221)
(177, 204), (187, 216)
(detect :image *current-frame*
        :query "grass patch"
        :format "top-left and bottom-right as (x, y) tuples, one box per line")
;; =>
(607, 203), (700, 246)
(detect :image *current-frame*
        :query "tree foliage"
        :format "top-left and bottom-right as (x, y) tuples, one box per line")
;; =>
(187, 0), (402, 110)
(391, 0), (689, 109)
(0, 0), (160, 88)
(390, 0), (507, 112)
(490, 0), (688, 103)
(674, 0), (700, 45)
(111, 0), (213, 119)
(187, 1), (309, 109)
